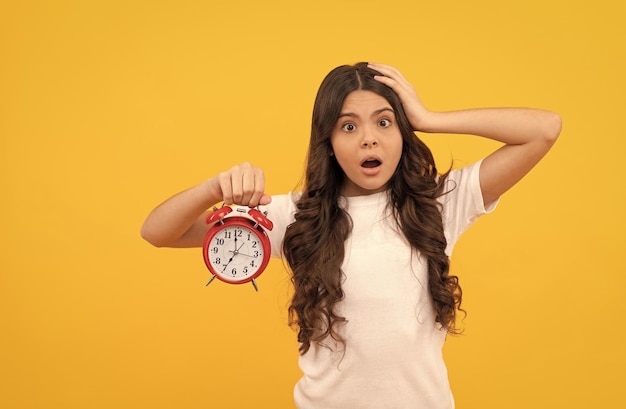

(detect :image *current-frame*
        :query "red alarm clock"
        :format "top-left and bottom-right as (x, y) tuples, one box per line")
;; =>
(202, 205), (273, 291)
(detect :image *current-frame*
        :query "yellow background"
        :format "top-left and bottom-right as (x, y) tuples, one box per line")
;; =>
(1, 0), (624, 408)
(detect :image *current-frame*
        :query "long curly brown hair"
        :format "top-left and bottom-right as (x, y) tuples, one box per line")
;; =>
(283, 62), (461, 355)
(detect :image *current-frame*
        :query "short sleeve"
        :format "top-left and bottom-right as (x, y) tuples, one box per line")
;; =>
(261, 192), (299, 259)
(439, 159), (498, 255)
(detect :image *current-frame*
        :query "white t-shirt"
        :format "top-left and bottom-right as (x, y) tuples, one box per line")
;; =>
(264, 160), (496, 409)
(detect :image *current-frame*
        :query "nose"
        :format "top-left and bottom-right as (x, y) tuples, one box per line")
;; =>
(361, 127), (378, 148)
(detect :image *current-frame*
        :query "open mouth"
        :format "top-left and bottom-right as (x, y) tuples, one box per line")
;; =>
(361, 159), (382, 168)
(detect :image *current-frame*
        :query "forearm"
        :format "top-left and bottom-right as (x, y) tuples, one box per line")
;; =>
(140, 178), (221, 248)
(418, 107), (562, 146)
(420, 107), (561, 205)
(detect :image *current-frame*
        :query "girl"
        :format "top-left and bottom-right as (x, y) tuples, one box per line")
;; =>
(141, 62), (561, 408)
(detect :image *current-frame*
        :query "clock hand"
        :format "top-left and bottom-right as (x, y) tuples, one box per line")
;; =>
(222, 242), (247, 272)
(228, 242), (246, 255)
(222, 255), (234, 272)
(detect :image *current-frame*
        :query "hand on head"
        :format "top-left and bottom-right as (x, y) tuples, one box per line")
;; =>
(367, 62), (433, 132)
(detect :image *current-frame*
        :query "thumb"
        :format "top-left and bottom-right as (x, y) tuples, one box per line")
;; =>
(259, 194), (272, 205)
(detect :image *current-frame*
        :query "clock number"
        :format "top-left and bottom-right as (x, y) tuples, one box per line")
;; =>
(215, 238), (224, 246)
(215, 257), (221, 265)
(223, 231), (231, 239)
(211, 247), (218, 254)
(231, 268), (237, 276)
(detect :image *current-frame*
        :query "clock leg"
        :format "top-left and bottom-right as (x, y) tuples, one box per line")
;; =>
(205, 275), (216, 287)
(251, 278), (259, 292)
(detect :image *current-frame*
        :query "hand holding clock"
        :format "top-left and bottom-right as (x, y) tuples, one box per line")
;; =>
(201, 163), (274, 290)
(209, 162), (272, 208)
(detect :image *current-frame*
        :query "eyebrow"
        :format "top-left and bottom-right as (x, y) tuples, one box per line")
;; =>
(337, 107), (395, 119)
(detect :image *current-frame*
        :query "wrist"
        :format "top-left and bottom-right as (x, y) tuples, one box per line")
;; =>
(202, 177), (223, 207)
(413, 110), (440, 133)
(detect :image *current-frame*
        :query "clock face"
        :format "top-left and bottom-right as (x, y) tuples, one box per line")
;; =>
(204, 220), (268, 283)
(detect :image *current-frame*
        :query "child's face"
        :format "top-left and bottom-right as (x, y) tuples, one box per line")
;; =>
(330, 90), (403, 197)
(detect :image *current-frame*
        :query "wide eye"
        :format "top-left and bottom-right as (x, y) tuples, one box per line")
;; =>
(341, 123), (356, 132)
(378, 118), (391, 128)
